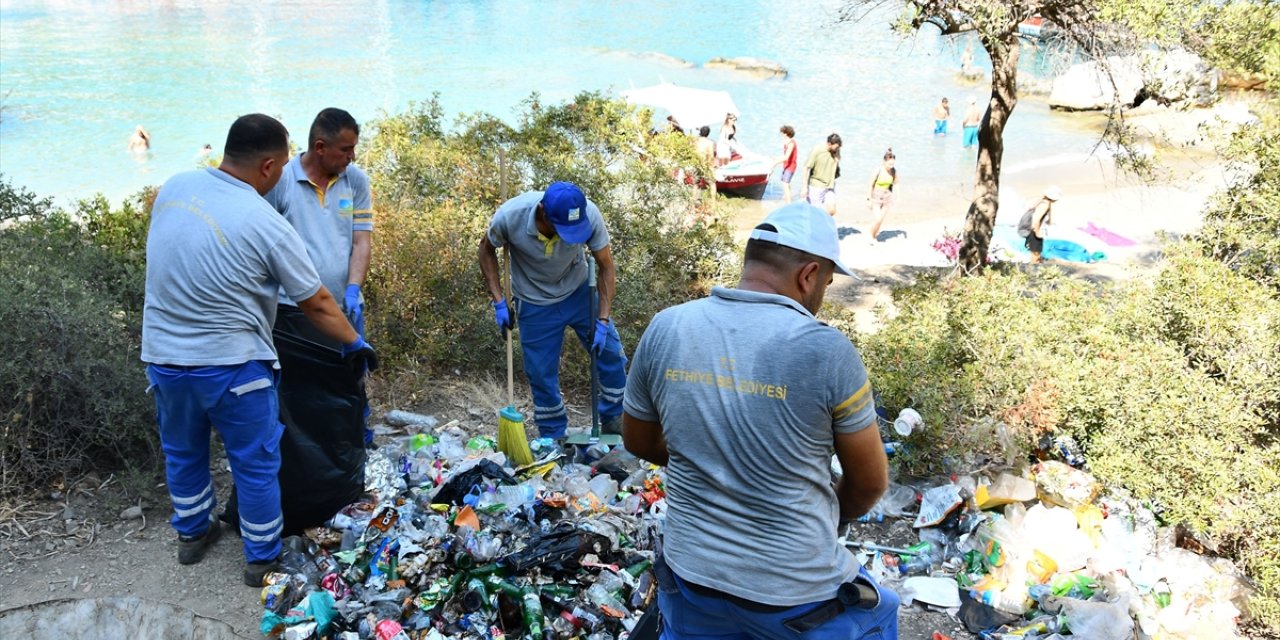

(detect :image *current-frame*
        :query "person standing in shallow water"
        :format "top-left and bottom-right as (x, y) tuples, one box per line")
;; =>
(128, 125), (151, 154)
(962, 96), (982, 149)
(933, 98), (950, 136)
(866, 148), (898, 242)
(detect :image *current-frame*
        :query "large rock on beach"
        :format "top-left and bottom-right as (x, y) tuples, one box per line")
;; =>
(705, 56), (788, 79)
(1049, 56), (1143, 111)
(1049, 50), (1218, 111)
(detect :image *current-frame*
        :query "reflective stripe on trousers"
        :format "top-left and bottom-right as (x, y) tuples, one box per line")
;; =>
(147, 361), (284, 563)
(516, 281), (628, 438)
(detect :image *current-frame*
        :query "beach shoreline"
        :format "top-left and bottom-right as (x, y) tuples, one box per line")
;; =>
(729, 96), (1245, 274)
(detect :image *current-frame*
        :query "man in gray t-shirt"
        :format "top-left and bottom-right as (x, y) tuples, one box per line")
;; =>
(478, 182), (628, 438)
(142, 114), (376, 588)
(623, 202), (899, 638)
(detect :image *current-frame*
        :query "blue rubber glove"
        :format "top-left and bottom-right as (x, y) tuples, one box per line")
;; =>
(591, 318), (610, 356)
(343, 284), (364, 336)
(341, 335), (379, 375)
(493, 298), (512, 335)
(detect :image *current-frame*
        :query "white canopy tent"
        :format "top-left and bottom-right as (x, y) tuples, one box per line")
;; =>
(620, 82), (739, 130)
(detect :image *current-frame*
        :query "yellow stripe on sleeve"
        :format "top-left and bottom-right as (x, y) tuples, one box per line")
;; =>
(834, 393), (872, 421)
(832, 381), (871, 415)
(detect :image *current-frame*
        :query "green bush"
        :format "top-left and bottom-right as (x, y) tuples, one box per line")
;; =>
(1, 178), (156, 493)
(857, 250), (1280, 632)
(361, 93), (737, 383)
(1199, 109), (1280, 292)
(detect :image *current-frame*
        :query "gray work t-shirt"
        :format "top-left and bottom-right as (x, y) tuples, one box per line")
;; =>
(486, 190), (609, 305)
(142, 168), (324, 366)
(265, 155), (374, 305)
(623, 286), (877, 606)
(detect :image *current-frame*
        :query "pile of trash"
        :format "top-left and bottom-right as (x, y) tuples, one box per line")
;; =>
(252, 414), (663, 640)
(850, 434), (1253, 639)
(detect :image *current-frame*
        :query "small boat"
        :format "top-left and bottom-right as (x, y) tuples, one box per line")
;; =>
(1018, 16), (1045, 39)
(715, 146), (772, 199)
(622, 82), (774, 200)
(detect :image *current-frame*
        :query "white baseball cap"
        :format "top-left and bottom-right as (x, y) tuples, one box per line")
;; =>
(1045, 185), (1063, 201)
(749, 202), (855, 277)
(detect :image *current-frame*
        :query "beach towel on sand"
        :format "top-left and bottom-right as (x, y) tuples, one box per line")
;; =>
(993, 226), (1107, 263)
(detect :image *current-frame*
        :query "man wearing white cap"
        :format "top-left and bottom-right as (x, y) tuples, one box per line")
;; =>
(622, 202), (898, 638)
(478, 182), (628, 439)
(1020, 185), (1062, 264)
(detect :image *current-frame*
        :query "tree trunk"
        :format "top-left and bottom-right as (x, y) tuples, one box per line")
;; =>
(956, 34), (1021, 275)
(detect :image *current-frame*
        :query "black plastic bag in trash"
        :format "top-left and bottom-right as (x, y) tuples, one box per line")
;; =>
(222, 305), (368, 536)
(432, 459), (519, 506)
(501, 522), (611, 574)
(959, 596), (1021, 633)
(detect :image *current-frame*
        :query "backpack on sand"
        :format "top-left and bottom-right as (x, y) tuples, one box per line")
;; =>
(1017, 206), (1037, 238)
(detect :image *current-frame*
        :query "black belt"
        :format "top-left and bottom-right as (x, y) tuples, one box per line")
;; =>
(682, 576), (880, 632)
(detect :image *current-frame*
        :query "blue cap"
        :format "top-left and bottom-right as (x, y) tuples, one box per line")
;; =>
(541, 182), (592, 244)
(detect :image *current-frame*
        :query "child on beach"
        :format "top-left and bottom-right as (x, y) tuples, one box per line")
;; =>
(933, 98), (950, 136)
(866, 148), (897, 242)
(775, 125), (798, 202)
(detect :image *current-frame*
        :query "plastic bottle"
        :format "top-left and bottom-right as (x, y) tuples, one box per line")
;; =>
(521, 587), (546, 637)
(588, 474), (618, 503)
(973, 584), (1030, 615)
(498, 483), (538, 510)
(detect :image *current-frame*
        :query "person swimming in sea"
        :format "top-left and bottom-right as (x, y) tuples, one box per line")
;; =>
(128, 125), (151, 154)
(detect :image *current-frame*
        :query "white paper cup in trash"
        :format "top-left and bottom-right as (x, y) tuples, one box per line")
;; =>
(894, 408), (923, 436)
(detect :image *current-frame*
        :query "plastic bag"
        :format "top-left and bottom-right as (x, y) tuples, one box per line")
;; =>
(914, 484), (963, 528)
(975, 473), (1036, 510)
(1032, 461), (1099, 509)
(225, 306), (368, 535)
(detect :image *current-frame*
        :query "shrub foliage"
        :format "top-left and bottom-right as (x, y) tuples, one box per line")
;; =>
(360, 92), (738, 382)
(1, 178), (157, 492)
(857, 251), (1280, 631)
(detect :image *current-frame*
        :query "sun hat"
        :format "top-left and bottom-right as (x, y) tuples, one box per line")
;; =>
(749, 202), (854, 276)
(541, 182), (592, 244)
(1045, 185), (1062, 201)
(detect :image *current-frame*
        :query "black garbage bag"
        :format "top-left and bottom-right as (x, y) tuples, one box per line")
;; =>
(223, 305), (368, 536)
(501, 521), (611, 574)
(431, 460), (519, 506)
(959, 596), (1022, 633)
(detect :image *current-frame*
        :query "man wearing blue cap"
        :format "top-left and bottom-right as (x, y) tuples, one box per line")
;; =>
(622, 202), (898, 638)
(478, 182), (628, 439)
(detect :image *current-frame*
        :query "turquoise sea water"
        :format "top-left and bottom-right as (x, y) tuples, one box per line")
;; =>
(0, 0), (1098, 204)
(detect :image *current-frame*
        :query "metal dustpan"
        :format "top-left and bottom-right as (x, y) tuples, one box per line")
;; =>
(566, 251), (623, 448)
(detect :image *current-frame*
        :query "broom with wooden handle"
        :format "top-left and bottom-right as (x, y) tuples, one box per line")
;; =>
(495, 151), (533, 466)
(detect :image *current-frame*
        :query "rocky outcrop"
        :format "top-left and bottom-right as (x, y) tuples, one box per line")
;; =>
(1048, 56), (1143, 111)
(704, 56), (788, 79)
(1049, 50), (1219, 111)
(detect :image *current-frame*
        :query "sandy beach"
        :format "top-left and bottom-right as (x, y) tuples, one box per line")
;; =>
(730, 98), (1243, 272)
(724, 97), (1251, 333)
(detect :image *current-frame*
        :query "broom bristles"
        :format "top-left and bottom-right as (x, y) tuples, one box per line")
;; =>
(497, 405), (533, 466)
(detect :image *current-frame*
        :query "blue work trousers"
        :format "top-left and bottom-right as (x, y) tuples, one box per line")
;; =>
(147, 361), (284, 563)
(657, 563), (900, 640)
(517, 282), (627, 438)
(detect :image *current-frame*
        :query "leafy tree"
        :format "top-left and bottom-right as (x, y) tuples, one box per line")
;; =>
(840, 1), (1137, 273)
